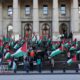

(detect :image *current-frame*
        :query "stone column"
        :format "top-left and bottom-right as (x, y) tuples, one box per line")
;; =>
(71, 0), (79, 40)
(13, 0), (21, 34)
(52, 0), (59, 41)
(33, 0), (39, 36)
(0, 1), (2, 35)
(71, 0), (79, 33)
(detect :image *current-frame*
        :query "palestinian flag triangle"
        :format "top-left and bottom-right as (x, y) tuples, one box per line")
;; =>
(11, 43), (27, 58)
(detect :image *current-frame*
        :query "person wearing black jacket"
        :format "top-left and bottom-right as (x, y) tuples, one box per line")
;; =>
(64, 31), (68, 39)
(24, 57), (30, 73)
(68, 32), (73, 41)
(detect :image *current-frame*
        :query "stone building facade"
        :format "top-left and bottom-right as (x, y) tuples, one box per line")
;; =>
(0, 0), (80, 40)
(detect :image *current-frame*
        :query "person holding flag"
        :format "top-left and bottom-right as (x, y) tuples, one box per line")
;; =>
(24, 57), (30, 73)
(12, 58), (17, 73)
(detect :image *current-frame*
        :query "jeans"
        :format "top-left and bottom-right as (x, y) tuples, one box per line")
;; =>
(37, 64), (41, 73)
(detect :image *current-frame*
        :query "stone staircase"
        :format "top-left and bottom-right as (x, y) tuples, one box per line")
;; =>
(54, 53), (78, 70)
(42, 53), (78, 70)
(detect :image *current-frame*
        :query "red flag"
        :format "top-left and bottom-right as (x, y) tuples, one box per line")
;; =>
(0, 39), (3, 46)
(72, 55), (77, 62)
(21, 42), (27, 53)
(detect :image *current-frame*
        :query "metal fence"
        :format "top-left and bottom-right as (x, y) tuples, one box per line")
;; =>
(0, 61), (80, 73)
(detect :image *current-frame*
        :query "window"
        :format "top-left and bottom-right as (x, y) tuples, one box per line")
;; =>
(79, 4), (80, 14)
(43, 5), (48, 15)
(8, 5), (13, 16)
(25, 5), (30, 15)
(60, 4), (66, 15)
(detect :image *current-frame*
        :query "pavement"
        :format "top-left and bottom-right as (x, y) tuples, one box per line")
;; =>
(0, 74), (80, 80)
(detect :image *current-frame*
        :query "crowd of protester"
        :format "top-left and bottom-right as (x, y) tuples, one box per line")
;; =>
(1, 31), (79, 73)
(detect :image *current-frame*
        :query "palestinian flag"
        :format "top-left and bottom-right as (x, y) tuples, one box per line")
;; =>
(37, 40), (42, 45)
(50, 47), (63, 57)
(5, 52), (11, 60)
(32, 35), (36, 42)
(76, 50), (80, 55)
(72, 38), (77, 45)
(11, 43), (27, 58)
(64, 42), (70, 48)
(20, 39), (25, 45)
(2, 35), (9, 42)
(13, 41), (20, 49)
(67, 55), (77, 64)
(10, 40), (15, 47)
(54, 42), (60, 48)
(47, 38), (51, 44)
(69, 45), (76, 51)
(37, 36), (42, 45)
(51, 45), (56, 51)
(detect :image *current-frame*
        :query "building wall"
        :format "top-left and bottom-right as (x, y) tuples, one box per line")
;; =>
(0, 0), (80, 40)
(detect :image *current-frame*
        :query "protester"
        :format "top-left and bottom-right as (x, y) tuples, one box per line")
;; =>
(68, 32), (73, 41)
(12, 58), (17, 73)
(50, 58), (54, 73)
(36, 56), (42, 73)
(24, 57), (30, 73)
(29, 58), (33, 71)
(64, 31), (68, 39)
(0, 58), (2, 72)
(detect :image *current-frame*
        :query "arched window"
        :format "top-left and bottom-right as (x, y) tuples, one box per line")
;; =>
(59, 23), (67, 34)
(24, 24), (32, 38)
(42, 23), (50, 37)
(7, 25), (13, 36)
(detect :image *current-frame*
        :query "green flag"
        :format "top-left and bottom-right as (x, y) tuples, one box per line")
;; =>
(5, 52), (11, 60)
(50, 47), (63, 57)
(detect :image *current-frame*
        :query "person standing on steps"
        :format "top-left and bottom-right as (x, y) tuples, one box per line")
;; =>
(24, 57), (30, 73)
(36, 56), (42, 73)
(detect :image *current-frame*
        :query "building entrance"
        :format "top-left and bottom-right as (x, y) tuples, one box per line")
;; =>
(42, 23), (50, 37)
(59, 23), (68, 34)
(24, 24), (32, 38)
